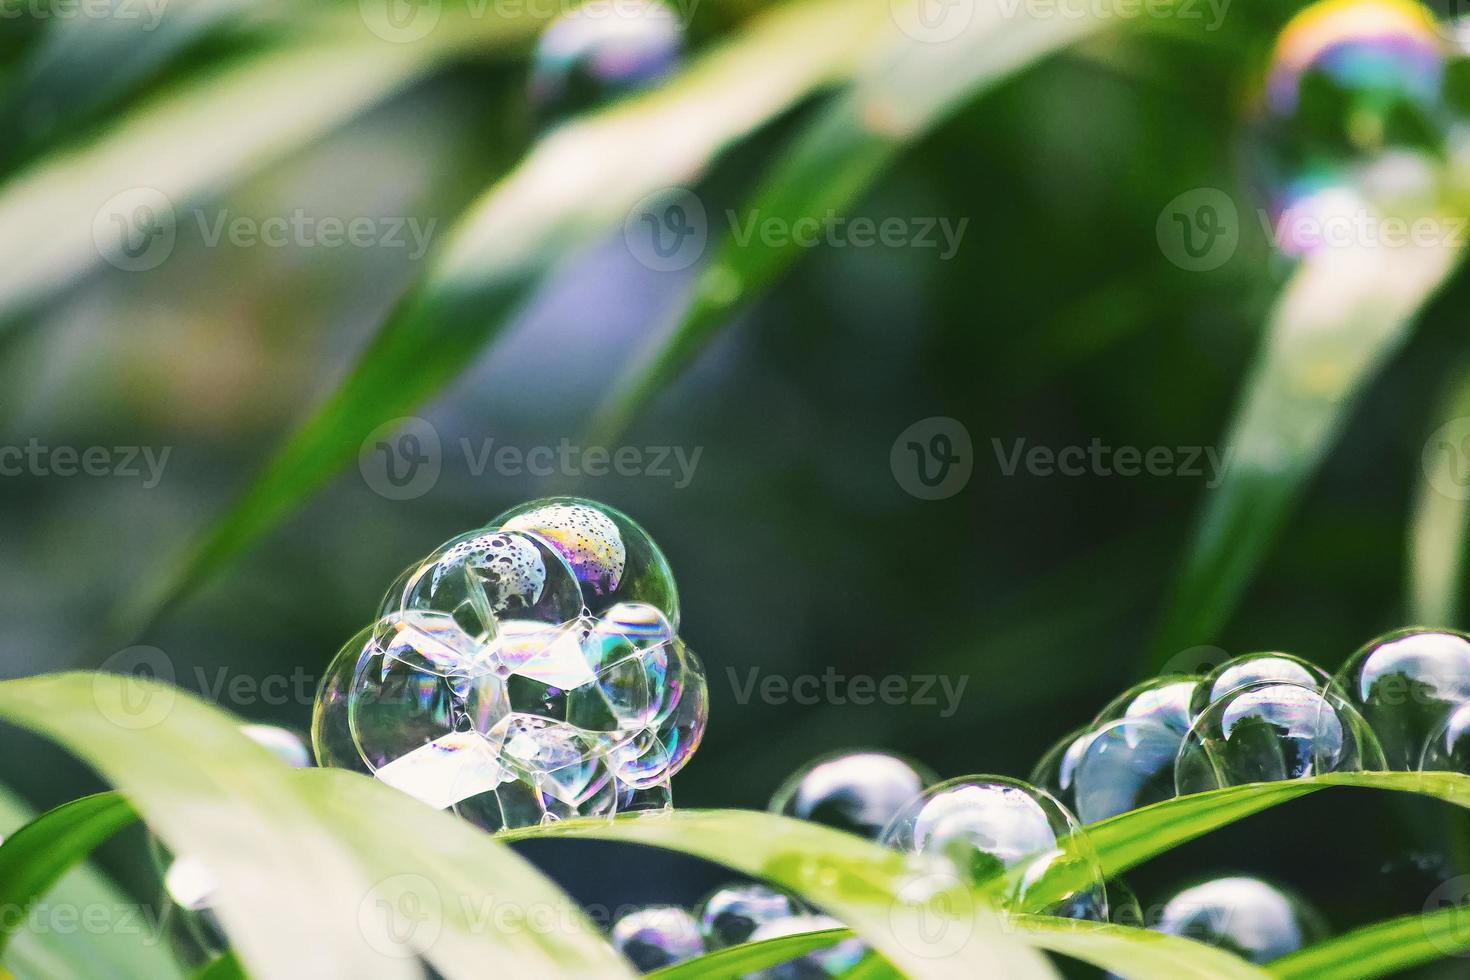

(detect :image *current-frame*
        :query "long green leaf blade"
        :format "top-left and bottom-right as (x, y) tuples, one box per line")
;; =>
(1408, 360), (1470, 625)
(1011, 915), (1269, 980)
(1268, 905), (1470, 979)
(120, 0), (894, 630)
(647, 927), (854, 978)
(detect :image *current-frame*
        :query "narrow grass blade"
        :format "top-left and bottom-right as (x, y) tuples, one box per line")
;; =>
(193, 954), (247, 980)
(1011, 915), (1270, 980)
(0, 674), (633, 979)
(648, 927), (854, 978)
(501, 808), (1059, 979)
(590, 1), (1115, 441)
(120, 0), (894, 631)
(1268, 904), (1470, 979)
(1152, 238), (1465, 662)
(1409, 361), (1470, 625)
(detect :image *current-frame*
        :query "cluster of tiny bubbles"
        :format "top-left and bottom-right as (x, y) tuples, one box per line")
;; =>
(878, 776), (1110, 920)
(528, 0), (684, 123)
(310, 497), (706, 832)
(609, 906), (705, 971)
(1151, 877), (1328, 964)
(1335, 627), (1470, 769)
(155, 725), (313, 967)
(1250, 0), (1470, 258)
(768, 750), (938, 840)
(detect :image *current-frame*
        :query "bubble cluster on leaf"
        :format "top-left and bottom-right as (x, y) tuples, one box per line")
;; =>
(312, 497), (705, 831)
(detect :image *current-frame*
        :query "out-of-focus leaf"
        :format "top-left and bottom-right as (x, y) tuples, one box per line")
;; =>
(1267, 904), (1470, 979)
(120, 0), (895, 631)
(503, 808), (1059, 979)
(1152, 239), (1465, 662)
(590, 1), (1114, 441)
(192, 954), (246, 980)
(0, 674), (633, 979)
(1408, 361), (1470, 625)
(0, 786), (177, 980)
(1011, 915), (1269, 980)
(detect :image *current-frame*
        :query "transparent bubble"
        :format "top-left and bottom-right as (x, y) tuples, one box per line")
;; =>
(1093, 676), (1203, 734)
(746, 915), (868, 980)
(1337, 627), (1470, 769)
(529, 0), (683, 122)
(696, 883), (804, 949)
(771, 751), (937, 841)
(1189, 653), (1337, 721)
(1072, 718), (1184, 823)
(1419, 700), (1470, 770)
(312, 625), (375, 774)
(496, 496), (680, 626)
(610, 905), (704, 971)
(385, 528), (583, 648)
(1175, 682), (1385, 794)
(1030, 726), (1097, 814)
(1154, 876), (1327, 963)
(1251, 0), (1468, 257)
(879, 775), (1107, 918)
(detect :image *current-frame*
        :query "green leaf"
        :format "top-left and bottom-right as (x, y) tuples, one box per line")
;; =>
(192, 954), (246, 980)
(501, 808), (1061, 979)
(0, 785), (178, 980)
(119, 0), (895, 631)
(1010, 915), (1270, 980)
(647, 927), (855, 979)
(0, 674), (633, 979)
(1152, 238), (1465, 661)
(1408, 360), (1470, 626)
(1267, 905), (1470, 979)
(589, 2), (1115, 441)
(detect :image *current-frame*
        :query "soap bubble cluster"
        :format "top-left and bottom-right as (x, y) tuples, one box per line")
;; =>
(312, 497), (706, 831)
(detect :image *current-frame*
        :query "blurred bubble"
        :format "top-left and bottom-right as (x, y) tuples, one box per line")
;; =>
(1175, 682), (1384, 793)
(879, 775), (1107, 919)
(1153, 876), (1328, 963)
(746, 915), (868, 979)
(1337, 627), (1470, 769)
(771, 751), (937, 840)
(610, 905), (705, 971)
(529, 0), (684, 122)
(696, 883), (803, 949)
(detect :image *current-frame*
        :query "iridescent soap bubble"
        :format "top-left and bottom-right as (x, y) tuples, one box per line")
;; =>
(1153, 876), (1328, 963)
(312, 625), (375, 775)
(771, 751), (937, 840)
(160, 726), (313, 965)
(610, 906), (705, 971)
(496, 496), (680, 626)
(879, 776), (1107, 918)
(1175, 682), (1385, 794)
(1093, 675), (1204, 734)
(1189, 653), (1337, 721)
(1252, 0), (1464, 257)
(1031, 725), (1097, 815)
(1071, 717), (1184, 823)
(696, 883), (803, 948)
(746, 915), (868, 980)
(1337, 627), (1470, 769)
(529, 0), (683, 122)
